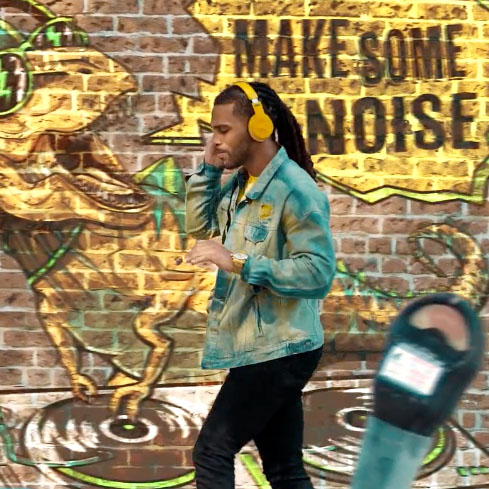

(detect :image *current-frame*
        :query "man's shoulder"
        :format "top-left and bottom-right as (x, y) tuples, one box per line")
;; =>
(279, 157), (315, 183)
(274, 159), (329, 216)
(277, 158), (322, 196)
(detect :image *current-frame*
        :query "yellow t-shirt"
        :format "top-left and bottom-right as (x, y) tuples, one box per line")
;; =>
(238, 174), (258, 203)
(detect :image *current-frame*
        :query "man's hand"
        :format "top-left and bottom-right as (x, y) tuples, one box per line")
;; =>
(204, 135), (226, 169)
(186, 240), (233, 272)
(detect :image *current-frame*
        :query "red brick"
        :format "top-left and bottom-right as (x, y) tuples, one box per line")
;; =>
(1, 14), (37, 32)
(113, 55), (163, 73)
(142, 114), (178, 133)
(466, 431), (489, 446)
(142, 75), (171, 92)
(187, 56), (219, 78)
(437, 258), (462, 276)
(413, 276), (450, 292)
(157, 94), (178, 112)
(87, 0), (139, 13)
(0, 312), (40, 329)
(409, 258), (434, 275)
(329, 196), (354, 215)
(330, 217), (380, 234)
(467, 201), (489, 216)
(382, 218), (430, 234)
(0, 350), (35, 367)
(382, 258), (407, 274)
(119, 17), (167, 34)
(341, 257), (378, 273)
(169, 75), (199, 96)
(191, 36), (219, 55)
(0, 368), (22, 385)
(3, 330), (52, 348)
(465, 221), (488, 235)
(418, 239), (447, 255)
(341, 238), (366, 253)
(374, 277), (410, 294)
(143, 0), (187, 14)
(480, 239), (489, 254)
(132, 94), (157, 113)
(73, 15), (114, 33)
(140, 36), (189, 53)
(26, 368), (52, 387)
(0, 272), (27, 289)
(0, 290), (35, 309)
(369, 237), (391, 254)
(44, 0), (84, 15)
(52, 369), (72, 387)
(356, 197), (407, 216)
(410, 201), (463, 215)
(458, 411), (476, 429)
(36, 349), (60, 368)
(471, 372), (489, 391)
(110, 133), (143, 152)
(89, 35), (138, 52)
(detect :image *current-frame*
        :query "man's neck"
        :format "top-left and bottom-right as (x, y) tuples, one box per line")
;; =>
(243, 140), (279, 177)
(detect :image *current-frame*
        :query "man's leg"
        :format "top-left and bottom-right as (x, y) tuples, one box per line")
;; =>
(254, 349), (322, 489)
(254, 395), (312, 489)
(192, 348), (321, 489)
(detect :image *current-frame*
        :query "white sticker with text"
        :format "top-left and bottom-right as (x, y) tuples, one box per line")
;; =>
(378, 344), (444, 396)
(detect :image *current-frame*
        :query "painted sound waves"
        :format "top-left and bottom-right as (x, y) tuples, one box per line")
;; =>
(20, 395), (202, 487)
(301, 388), (457, 484)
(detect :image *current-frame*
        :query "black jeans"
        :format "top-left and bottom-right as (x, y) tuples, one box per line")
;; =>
(192, 347), (322, 489)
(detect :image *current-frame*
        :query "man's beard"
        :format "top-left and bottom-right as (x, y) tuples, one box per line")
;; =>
(223, 141), (252, 170)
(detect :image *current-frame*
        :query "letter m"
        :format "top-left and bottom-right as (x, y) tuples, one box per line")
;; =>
(235, 20), (269, 77)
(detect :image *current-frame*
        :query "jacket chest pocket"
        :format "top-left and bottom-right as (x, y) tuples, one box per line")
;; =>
(244, 224), (269, 252)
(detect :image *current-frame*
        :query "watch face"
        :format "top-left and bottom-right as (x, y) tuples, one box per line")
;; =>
(233, 253), (248, 260)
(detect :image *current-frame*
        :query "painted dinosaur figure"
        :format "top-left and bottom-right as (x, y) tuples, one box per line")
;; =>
(0, 3), (213, 419)
(322, 222), (489, 351)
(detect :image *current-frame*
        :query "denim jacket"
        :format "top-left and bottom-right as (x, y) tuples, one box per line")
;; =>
(185, 147), (336, 369)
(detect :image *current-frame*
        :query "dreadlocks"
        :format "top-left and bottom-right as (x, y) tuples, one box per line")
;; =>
(214, 82), (317, 181)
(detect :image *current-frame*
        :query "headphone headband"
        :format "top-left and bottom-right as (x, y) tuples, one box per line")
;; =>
(235, 81), (261, 106)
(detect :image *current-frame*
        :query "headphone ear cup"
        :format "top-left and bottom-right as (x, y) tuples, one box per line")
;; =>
(0, 52), (30, 116)
(248, 112), (274, 142)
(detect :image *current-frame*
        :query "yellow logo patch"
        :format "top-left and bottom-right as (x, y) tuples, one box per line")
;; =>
(259, 204), (273, 219)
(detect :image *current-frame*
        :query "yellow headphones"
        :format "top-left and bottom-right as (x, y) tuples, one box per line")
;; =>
(234, 81), (274, 142)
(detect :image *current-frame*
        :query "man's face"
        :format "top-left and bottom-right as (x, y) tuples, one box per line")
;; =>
(210, 102), (253, 170)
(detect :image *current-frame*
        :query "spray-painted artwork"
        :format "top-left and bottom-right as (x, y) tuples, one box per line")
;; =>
(0, 0), (486, 487)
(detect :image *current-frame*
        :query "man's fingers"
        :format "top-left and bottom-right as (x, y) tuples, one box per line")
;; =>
(189, 255), (212, 265)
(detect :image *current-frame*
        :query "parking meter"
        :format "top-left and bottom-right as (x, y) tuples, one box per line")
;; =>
(351, 293), (485, 489)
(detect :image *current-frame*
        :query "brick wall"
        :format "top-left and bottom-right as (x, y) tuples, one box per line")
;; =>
(0, 0), (486, 487)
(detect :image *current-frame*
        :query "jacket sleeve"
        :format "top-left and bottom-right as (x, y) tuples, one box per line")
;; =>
(241, 190), (336, 299)
(185, 162), (224, 239)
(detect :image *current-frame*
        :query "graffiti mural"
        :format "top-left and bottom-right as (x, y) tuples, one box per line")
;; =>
(149, 0), (489, 204)
(0, 0), (486, 488)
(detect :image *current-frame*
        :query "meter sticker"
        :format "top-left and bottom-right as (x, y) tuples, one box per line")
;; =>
(378, 344), (444, 396)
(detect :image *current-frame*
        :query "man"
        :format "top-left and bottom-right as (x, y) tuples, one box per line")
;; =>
(184, 81), (336, 488)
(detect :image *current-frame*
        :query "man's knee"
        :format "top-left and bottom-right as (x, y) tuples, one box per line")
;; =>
(192, 431), (215, 466)
(192, 429), (236, 467)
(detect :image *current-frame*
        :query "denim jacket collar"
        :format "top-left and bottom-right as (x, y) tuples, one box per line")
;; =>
(238, 146), (288, 201)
